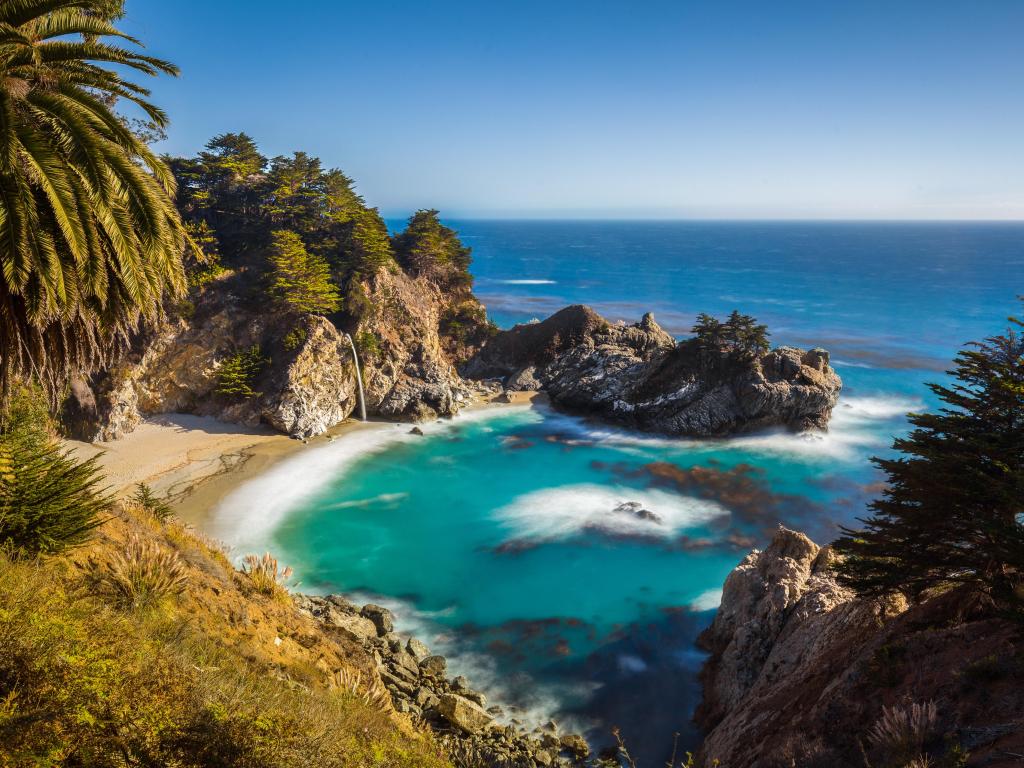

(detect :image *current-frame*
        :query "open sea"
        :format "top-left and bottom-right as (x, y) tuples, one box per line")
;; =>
(211, 221), (1023, 764)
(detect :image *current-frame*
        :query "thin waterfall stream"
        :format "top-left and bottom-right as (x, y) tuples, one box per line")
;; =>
(345, 333), (367, 422)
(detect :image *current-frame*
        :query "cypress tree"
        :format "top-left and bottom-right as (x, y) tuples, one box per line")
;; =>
(834, 307), (1024, 606)
(267, 230), (341, 315)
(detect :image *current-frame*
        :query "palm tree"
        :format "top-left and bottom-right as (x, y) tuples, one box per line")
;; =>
(0, 0), (185, 403)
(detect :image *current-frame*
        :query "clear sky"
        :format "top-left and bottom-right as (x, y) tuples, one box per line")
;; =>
(121, 1), (1024, 220)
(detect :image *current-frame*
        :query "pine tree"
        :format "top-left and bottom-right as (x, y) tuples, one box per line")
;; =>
(0, 389), (110, 555)
(834, 307), (1024, 606)
(692, 313), (726, 347)
(215, 346), (268, 399)
(267, 231), (341, 315)
(392, 209), (472, 285)
(724, 310), (770, 357)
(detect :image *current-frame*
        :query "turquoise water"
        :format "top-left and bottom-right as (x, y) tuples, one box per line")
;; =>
(213, 221), (1023, 764)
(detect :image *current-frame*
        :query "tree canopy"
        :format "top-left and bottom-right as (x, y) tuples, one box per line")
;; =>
(267, 231), (341, 315)
(392, 209), (473, 288)
(0, 0), (186, 404)
(834, 306), (1024, 608)
(692, 310), (770, 359)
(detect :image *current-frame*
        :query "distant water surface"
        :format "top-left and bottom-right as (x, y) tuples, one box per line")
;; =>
(215, 221), (1023, 765)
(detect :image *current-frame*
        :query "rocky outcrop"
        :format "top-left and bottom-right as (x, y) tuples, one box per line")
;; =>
(295, 594), (589, 768)
(71, 294), (360, 441)
(356, 267), (479, 422)
(464, 306), (842, 437)
(695, 528), (1024, 768)
(69, 264), (493, 441)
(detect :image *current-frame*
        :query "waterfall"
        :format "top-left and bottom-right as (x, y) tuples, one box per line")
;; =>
(344, 333), (367, 422)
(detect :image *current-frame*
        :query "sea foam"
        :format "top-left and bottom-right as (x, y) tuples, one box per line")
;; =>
(493, 483), (728, 542)
(210, 405), (535, 554)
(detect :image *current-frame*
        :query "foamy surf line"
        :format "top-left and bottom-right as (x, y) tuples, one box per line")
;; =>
(210, 404), (535, 553)
(529, 394), (919, 462)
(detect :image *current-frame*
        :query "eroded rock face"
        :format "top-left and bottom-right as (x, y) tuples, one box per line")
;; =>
(356, 267), (478, 422)
(77, 294), (360, 441)
(71, 263), (491, 441)
(464, 306), (842, 437)
(693, 529), (1024, 768)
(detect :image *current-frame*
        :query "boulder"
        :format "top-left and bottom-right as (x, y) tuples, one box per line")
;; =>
(419, 654), (448, 677)
(436, 693), (494, 734)
(360, 604), (394, 636)
(406, 637), (431, 660)
(330, 614), (379, 644)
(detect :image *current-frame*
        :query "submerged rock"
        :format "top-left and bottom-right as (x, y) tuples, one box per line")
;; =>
(464, 305), (842, 437)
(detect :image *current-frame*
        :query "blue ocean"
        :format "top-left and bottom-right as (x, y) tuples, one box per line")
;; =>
(212, 221), (1023, 763)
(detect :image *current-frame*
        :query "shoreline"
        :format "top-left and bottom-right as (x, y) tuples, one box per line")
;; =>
(65, 392), (547, 536)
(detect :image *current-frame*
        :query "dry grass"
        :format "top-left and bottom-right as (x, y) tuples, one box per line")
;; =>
(867, 700), (939, 766)
(242, 551), (293, 597)
(333, 666), (392, 713)
(98, 534), (189, 611)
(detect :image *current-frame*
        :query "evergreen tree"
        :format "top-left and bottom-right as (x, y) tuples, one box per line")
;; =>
(692, 313), (726, 347)
(834, 308), (1024, 606)
(392, 209), (472, 285)
(0, 385), (110, 555)
(724, 310), (770, 356)
(267, 231), (341, 315)
(215, 346), (268, 399)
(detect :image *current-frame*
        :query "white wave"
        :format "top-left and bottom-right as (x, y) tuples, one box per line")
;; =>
(832, 358), (876, 369)
(530, 394), (918, 463)
(494, 279), (557, 285)
(210, 405), (535, 553)
(324, 492), (409, 511)
(690, 589), (723, 611)
(493, 484), (728, 541)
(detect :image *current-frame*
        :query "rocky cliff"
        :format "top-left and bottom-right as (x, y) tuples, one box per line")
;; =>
(464, 306), (842, 437)
(696, 528), (1024, 768)
(66, 264), (491, 441)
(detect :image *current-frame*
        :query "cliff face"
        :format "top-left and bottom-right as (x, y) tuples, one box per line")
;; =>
(696, 528), (1024, 768)
(67, 265), (491, 441)
(464, 306), (842, 436)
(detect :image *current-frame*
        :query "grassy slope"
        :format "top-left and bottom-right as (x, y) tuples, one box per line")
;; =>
(0, 503), (452, 768)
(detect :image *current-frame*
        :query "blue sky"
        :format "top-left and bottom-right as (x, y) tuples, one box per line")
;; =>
(122, 1), (1024, 219)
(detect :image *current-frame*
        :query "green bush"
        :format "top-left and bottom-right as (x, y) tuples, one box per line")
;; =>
(215, 346), (268, 399)
(131, 482), (174, 522)
(0, 430), (110, 556)
(282, 325), (308, 352)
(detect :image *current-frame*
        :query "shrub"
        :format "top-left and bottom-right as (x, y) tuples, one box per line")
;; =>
(216, 346), (268, 399)
(0, 429), (110, 555)
(354, 330), (382, 362)
(131, 482), (175, 522)
(242, 552), (293, 597)
(282, 325), (308, 352)
(99, 535), (189, 611)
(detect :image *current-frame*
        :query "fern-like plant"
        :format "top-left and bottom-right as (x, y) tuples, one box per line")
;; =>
(216, 346), (268, 399)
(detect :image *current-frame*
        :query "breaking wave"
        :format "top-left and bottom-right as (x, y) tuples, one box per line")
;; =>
(493, 484), (728, 542)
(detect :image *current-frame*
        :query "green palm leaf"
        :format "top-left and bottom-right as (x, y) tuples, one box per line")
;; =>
(0, 0), (184, 402)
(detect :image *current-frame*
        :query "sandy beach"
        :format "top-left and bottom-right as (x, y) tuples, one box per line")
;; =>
(65, 414), (331, 528)
(63, 393), (533, 531)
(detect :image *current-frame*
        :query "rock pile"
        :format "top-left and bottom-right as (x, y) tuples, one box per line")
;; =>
(295, 594), (590, 768)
